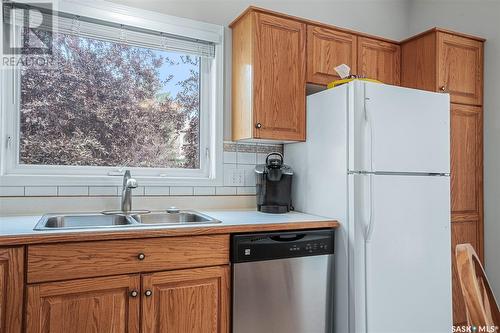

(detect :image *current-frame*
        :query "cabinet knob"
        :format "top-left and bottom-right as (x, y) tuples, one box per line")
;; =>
(137, 253), (146, 260)
(255, 123), (262, 129)
(145, 290), (153, 297)
(440, 86), (447, 92)
(130, 290), (138, 297)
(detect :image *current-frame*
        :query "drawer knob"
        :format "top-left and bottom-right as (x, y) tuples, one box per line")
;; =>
(130, 290), (138, 297)
(255, 122), (262, 129)
(440, 86), (447, 92)
(137, 253), (146, 260)
(145, 290), (153, 297)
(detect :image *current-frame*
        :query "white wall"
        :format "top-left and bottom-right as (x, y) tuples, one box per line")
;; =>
(407, 0), (500, 298)
(109, 0), (411, 139)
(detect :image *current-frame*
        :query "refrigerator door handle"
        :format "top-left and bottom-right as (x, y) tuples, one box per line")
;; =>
(363, 88), (374, 172)
(365, 174), (375, 242)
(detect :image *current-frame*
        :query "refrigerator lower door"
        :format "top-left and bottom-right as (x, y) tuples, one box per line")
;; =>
(350, 174), (452, 333)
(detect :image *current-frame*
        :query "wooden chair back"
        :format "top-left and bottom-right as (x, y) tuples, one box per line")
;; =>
(455, 243), (500, 327)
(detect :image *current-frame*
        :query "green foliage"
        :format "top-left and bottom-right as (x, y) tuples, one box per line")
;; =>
(19, 30), (200, 169)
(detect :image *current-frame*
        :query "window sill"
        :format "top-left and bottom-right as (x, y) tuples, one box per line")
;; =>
(0, 173), (223, 187)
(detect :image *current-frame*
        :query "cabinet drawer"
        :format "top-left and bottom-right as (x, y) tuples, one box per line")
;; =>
(27, 235), (229, 283)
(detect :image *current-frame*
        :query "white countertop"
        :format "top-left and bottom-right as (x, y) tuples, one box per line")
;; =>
(0, 210), (336, 238)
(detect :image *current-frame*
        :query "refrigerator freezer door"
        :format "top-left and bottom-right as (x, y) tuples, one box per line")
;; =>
(358, 174), (452, 333)
(350, 82), (450, 174)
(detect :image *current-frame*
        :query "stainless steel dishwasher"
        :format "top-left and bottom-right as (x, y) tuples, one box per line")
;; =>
(232, 229), (335, 333)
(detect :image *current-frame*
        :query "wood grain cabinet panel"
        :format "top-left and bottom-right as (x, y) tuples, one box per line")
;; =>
(358, 37), (400, 85)
(253, 13), (306, 141)
(450, 104), (483, 223)
(141, 266), (229, 333)
(0, 247), (23, 333)
(26, 275), (140, 333)
(306, 25), (357, 85)
(451, 221), (480, 325)
(27, 235), (229, 283)
(231, 10), (306, 142)
(438, 33), (483, 105)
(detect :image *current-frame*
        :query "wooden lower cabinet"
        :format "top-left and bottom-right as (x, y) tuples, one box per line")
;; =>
(25, 266), (230, 333)
(0, 247), (24, 333)
(451, 220), (480, 325)
(26, 274), (141, 333)
(142, 266), (229, 333)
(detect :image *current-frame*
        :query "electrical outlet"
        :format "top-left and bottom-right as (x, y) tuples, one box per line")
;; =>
(229, 169), (245, 186)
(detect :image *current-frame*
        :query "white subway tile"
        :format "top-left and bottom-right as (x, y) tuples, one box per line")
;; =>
(133, 187), (145, 196)
(144, 186), (170, 196)
(193, 187), (216, 196)
(0, 186), (25, 197)
(223, 151), (237, 164)
(237, 187), (256, 195)
(237, 152), (256, 165)
(257, 153), (268, 164)
(238, 164), (257, 186)
(58, 186), (89, 196)
(25, 186), (58, 196)
(89, 186), (118, 196)
(170, 187), (194, 196)
(215, 187), (237, 195)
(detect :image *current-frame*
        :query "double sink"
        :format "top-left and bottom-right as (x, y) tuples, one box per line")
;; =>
(34, 210), (221, 231)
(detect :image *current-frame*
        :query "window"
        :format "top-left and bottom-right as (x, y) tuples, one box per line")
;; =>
(0, 1), (224, 186)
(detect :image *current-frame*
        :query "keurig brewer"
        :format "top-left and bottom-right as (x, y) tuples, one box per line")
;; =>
(254, 152), (293, 213)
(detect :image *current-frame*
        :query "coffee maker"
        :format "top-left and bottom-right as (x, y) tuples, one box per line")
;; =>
(255, 152), (293, 213)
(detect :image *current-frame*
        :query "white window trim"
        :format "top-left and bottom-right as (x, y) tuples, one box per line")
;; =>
(0, 0), (224, 187)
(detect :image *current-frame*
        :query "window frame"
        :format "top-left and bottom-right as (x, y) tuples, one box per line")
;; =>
(0, 0), (224, 187)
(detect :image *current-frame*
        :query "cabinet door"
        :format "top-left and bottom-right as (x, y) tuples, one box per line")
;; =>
(26, 275), (140, 333)
(254, 13), (306, 141)
(358, 37), (401, 85)
(438, 33), (483, 105)
(450, 104), (483, 325)
(306, 25), (357, 85)
(142, 266), (229, 333)
(450, 104), (483, 226)
(0, 247), (23, 333)
(451, 220), (480, 325)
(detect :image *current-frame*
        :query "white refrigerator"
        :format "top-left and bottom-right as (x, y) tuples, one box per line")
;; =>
(285, 81), (452, 333)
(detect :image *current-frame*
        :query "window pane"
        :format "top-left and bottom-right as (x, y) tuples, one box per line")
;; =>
(19, 29), (201, 169)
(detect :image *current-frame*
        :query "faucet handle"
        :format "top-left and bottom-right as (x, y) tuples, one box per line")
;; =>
(126, 178), (138, 189)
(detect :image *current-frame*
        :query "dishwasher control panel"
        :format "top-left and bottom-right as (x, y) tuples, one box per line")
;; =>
(231, 229), (335, 263)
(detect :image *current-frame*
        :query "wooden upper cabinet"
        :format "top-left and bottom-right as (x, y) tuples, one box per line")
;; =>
(26, 275), (140, 333)
(254, 13), (306, 141)
(142, 266), (229, 333)
(0, 247), (24, 333)
(401, 28), (484, 106)
(357, 37), (401, 85)
(438, 33), (483, 105)
(450, 103), (483, 224)
(231, 10), (306, 142)
(306, 25), (357, 85)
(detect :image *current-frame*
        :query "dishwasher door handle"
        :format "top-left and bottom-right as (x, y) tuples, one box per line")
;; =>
(269, 234), (306, 242)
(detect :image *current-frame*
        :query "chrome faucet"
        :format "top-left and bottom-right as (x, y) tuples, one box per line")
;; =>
(121, 170), (138, 213)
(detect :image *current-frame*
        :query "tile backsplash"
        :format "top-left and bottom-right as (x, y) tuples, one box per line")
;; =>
(0, 142), (283, 198)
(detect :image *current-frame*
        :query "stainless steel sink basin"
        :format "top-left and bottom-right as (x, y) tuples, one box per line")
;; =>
(34, 213), (138, 230)
(134, 211), (221, 225)
(33, 210), (220, 230)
